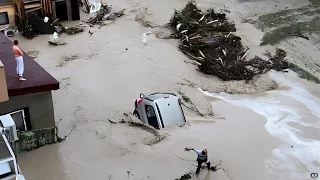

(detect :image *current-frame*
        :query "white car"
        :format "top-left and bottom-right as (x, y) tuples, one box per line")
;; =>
(133, 93), (186, 129)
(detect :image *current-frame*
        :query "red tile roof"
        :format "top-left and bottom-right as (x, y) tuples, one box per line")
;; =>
(0, 33), (59, 97)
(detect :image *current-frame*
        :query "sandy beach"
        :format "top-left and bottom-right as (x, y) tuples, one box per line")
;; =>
(8, 0), (320, 179)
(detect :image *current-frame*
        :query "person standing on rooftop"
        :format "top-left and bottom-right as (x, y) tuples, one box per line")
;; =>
(12, 40), (26, 81)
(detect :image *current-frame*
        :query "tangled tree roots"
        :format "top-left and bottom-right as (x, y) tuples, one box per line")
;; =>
(169, 1), (290, 81)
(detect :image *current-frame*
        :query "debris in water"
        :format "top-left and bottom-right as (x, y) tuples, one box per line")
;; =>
(178, 91), (205, 116)
(48, 32), (67, 46)
(134, 8), (156, 28)
(53, 22), (85, 36)
(108, 113), (166, 145)
(27, 51), (40, 59)
(64, 25), (84, 35)
(62, 54), (79, 62)
(86, 4), (125, 26)
(6, 30), (14, 37)
(175, 173), (192, 180)
(108, 119), (117, 124)
(48, 41), (67, 46)
(182, 95), (190, 103)
(142, 32), (152, 45)
(168, 1), (290, 81)
(142, 33), (147, 45)
(80, 0), (91, 13)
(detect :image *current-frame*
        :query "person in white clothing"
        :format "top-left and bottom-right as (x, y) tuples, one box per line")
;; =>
(12, 40), (26, 81)
(185, 148), (211, 174)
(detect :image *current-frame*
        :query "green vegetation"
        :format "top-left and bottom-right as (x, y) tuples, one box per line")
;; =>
(310, 0), (320, 5)
(257, 8), (320, 31)
(261, 17), (320, 45)
(257, 6), (308, 27)
(13, 127), (57, 154)
(248, 0), (320, 84)
(289, 63), (320, 84)
(253, 0), (320, 45)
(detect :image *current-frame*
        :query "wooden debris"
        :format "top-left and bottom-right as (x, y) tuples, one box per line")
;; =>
(48, 41), (67, 46)
(169, 1), (290, 81)
(109, 113), (166, 146)
(175, 173), (192, 180)
(86, 4), (112, 25)
(86, 4), (125, 26)
(81, 0), (91, 13)
(64, 25), (84, 35)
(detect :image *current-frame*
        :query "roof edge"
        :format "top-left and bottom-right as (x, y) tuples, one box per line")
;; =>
(8, 83), (59, 97)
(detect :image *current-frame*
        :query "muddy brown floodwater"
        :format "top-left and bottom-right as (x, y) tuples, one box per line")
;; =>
(9, 0), (320, 179)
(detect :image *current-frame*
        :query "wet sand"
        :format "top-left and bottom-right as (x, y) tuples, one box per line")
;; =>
(7, 0), (320, 179)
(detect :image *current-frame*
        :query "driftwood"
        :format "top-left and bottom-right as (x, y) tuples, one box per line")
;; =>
(53, 23), (84, 35)
(82, 0), (90, 13)
(169, 1), (289, 81)
(64, 26), (84, 35)
(86, 4), (112, 25)
(108, 113), (166, 145)
(86, 4), (125, 26)
(175, 173), (192, 180)
(48, 41), (67, 46)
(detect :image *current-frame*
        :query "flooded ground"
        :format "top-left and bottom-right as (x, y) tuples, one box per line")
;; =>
(7, 0), (320, 179)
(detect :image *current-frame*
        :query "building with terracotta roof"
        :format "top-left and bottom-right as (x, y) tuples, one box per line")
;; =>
(0, 32), (59, 132)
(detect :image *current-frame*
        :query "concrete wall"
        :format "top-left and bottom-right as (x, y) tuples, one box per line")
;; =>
(0, 5), (15, 26)
(0, 61), (8, 102)
(52, 0), (72, 20)
(0, 92), (56, 129)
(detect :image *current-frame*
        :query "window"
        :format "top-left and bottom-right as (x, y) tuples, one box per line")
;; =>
(9, 110), (27, 131)
(146, 105), (156, 118)
(0, 12), (9, 25)
(145, 105), (160, 129)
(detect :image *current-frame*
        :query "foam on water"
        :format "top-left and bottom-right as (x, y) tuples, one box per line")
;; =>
(200, 72), (320, 179)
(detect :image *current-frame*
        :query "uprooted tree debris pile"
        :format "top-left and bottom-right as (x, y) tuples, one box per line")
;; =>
(86, 4), (125, 26)
(169, 2), (290, 81)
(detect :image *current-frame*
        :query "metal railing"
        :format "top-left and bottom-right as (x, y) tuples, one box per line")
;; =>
(0, 128), (25, 180)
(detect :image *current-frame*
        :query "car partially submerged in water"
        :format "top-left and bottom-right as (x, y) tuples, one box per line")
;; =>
(133, 93), (186, 129)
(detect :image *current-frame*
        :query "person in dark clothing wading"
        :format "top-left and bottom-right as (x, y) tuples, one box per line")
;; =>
(185, 148), (211, 174)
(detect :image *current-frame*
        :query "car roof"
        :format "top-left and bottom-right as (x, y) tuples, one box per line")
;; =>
(145, 93), (177, 101)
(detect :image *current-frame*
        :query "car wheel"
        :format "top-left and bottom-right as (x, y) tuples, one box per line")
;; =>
(133, 110), (140, 119)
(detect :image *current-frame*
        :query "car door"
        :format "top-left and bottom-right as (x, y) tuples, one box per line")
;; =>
(145, 105), (160, 129)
